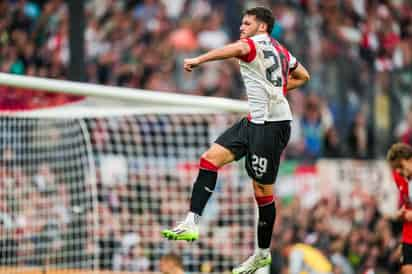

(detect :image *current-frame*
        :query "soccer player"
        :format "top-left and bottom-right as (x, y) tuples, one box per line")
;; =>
(387, 143), (412, 274)
(159, 253), (185, 274)
(162, 6), (310, 274)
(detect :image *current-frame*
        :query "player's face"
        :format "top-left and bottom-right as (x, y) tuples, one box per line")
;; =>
(400, 158), (412, 178)
(240, 15), (260, 39)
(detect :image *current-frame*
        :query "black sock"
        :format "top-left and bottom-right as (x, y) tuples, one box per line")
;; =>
(189, 169), (217, 216)
(257, 202), (276, 249)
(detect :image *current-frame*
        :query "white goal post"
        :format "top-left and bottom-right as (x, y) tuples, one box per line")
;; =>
(0, 73), (249, 113)
(0, 73), (264, 274)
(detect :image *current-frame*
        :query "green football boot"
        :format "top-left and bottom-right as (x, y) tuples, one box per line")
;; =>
(161, 222), (199, 242)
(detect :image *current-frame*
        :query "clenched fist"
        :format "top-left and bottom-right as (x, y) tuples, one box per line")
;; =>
(184, 58), (201, 72)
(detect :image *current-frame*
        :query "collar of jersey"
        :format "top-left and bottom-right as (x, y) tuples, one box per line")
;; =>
(250, 33), (269, 40)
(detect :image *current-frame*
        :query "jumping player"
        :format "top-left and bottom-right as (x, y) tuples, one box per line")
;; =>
(162, 7), (310, 274)
(387, 143), (412, 274)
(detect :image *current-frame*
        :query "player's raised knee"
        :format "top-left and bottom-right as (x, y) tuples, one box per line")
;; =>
(201, 144), (235, 167)
(200, 148), (225, 168)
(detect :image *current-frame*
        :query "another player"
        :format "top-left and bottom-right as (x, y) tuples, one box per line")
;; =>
(162, 6), (310, 274)
(159, 253), (186, 274)
(387, 143), (412, 274)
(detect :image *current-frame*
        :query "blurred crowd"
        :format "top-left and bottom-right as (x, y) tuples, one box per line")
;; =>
(271, 194), (402, 274)
(0, 115), (405, 274)
(0, 0), (412, 159)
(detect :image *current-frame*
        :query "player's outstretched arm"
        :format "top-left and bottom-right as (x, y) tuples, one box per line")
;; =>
(183, 41), (250, 72)
(287, 63), (310, 91)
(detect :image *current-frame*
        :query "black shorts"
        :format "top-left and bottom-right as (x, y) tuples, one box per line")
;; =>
(215, 118), (291, 184)
(401, 243), (412, 265)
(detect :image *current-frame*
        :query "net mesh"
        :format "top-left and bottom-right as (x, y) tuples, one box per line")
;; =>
(0, 111), (255, 274)
(0, 117), (97, 273)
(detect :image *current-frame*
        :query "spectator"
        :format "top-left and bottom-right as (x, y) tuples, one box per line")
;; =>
(396, 105), (412, 145)
(113, 233), (150, 272)
(197, 12), (229, 50)
(301, 94), (326, 159)
(323, 127), (343, 158)
(347, 110), (374, 159)
(330, 239), (355, 274)
(0, 216), (17, 266)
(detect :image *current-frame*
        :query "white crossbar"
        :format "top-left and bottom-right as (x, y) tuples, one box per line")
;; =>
(0, 72), (249, 113)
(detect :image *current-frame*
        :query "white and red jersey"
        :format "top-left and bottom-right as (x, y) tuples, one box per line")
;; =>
(392, 170), (412, 244)
(238, 34), (298, 123)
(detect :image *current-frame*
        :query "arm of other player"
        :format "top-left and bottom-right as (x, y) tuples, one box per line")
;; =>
(287, 63), (310, 91)
(184, 41), (250, 72)
(403, 207), (412, 222)
(390, 205), (412, 222)
(393, 205), (407, 220)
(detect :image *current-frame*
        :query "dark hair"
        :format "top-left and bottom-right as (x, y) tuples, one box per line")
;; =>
(387, 142), (412, 169)
(244, 7), (275, 34)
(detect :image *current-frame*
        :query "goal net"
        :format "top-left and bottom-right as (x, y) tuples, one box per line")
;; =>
(0, 74), (255, 274)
